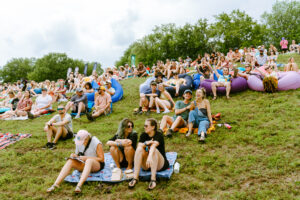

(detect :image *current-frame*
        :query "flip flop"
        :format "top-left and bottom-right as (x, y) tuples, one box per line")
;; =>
(47, 184), (59, 193)
(148, 180), (157, 190)
(128, 178), (138, 189)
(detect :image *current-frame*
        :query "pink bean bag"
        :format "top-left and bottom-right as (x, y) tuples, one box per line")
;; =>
(199, 77), (248, 94)
(247, 71), (300, 91)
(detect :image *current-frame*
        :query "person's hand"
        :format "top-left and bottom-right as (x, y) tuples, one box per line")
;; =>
(146, 157), (153, 168)
(79, 156), (87, 161)
(70, 153), (77, 158)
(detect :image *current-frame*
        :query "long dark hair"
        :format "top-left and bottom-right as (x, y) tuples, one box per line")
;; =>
(146, 118), (158, 132)
(116, 118), (134, 139)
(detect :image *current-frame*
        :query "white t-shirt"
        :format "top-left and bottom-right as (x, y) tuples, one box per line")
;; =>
(52, 113), (73, 132)
(107, 87), (115, 95)
(75, 136), (102, 157)
(36, 94), (52, 109)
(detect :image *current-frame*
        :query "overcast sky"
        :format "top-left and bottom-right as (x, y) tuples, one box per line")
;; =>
(0, 0), (276, 68)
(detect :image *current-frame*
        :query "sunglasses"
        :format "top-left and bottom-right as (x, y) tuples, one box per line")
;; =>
(57, 108), (64, 111)
(127, 125), (133, 128)
(144, 125), (149, 128)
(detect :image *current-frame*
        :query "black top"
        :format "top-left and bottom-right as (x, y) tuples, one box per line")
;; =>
(109, 132), (138, 150)
(139, 131), (168, 164)
(144, 88), (161, 97)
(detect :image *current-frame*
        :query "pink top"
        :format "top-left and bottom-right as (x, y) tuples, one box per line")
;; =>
(280, 40), (288, 49)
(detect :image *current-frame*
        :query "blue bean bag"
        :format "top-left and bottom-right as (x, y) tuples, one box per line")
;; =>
(91, 80), (99, 90)
(111, 78), (123, 103)
(33, 88), (42, 94)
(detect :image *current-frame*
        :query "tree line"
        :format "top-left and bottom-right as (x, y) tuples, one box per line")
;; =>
(0, 53), (102, 83)
(115, 0), (300, 67)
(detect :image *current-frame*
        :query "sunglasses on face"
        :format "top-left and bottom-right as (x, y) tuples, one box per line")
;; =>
(57, 108), (64, 111)
(127, 125), (133, 128)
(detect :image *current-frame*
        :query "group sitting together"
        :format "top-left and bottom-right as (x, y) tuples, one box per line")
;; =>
(46, 118), (169, 192)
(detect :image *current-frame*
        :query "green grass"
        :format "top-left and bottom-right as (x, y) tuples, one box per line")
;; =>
(0, 55), (300, 200)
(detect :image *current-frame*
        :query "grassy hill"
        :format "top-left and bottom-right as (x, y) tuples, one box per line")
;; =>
(0, 54), (299, 200)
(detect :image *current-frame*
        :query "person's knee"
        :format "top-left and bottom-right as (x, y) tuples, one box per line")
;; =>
(124, 145), (134, 152)
(110, 146), (117, 152)
(136, 146), (145, 155)
(85, 158), (94, 165)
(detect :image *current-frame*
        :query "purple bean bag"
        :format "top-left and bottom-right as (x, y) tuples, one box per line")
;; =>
(247, 71), (300, 91)
(199, 77), (248, 94)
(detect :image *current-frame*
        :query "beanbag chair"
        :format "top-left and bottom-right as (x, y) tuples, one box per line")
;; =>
(0, 107), (10, 114)
(33, 88), (42, 94)
(200, 77), (248, 94)
(111, 78), (123, 103)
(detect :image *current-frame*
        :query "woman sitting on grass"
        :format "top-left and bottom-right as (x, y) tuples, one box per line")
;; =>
(128, 118), (169, 190)
(284, 57), (299, 72)
(186, 88), (213, 142)
(47, 130), (105, 193)
(83, 82), (94, 93)
(0, 90), (33, 119)
(107, 119), (137, 171)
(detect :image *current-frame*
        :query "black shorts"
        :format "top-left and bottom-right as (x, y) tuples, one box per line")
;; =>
(146, 158), (170, 172)
(119, 147), (129, 168)
(61, 131), (73, 140)
(72, 105), (86, 114)
(168, 100), (174, 109)
(99, 162), (105, 171)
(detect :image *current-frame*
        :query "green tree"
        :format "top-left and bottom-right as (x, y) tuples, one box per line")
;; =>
(211, 9), (267, 52)
(261, 0), (300, 48)
(0, 58), (35, 82)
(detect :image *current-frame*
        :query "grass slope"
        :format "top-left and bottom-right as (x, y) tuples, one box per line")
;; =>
(0, 54), (299, 200)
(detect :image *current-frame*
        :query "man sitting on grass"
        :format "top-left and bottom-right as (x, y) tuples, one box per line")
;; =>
(65, 88), (87, 119)
(87, 86), (111, 121)
(160, 89), (193, 137)
(43, 104), (73, 149)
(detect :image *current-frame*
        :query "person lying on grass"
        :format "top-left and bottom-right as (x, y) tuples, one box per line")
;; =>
(65, 88), (88, 119)
(107, 119), (137, 171)
(128, 118), (169, 190)
(47, 130), (105, 193)
(0, 90), (32, 119)
(211, 66), (232, 100)
(237, 63), (253, 80)
(160, 89), (193, 137)
(134, 81), (160, 115)
(43, 104), (73, 150)
(186, 88), (213, 143)
(86, 86), (111, 121)
(163, 72), (186, 97)
(28, 88), (53, 119)
(154, 84), (174, 114)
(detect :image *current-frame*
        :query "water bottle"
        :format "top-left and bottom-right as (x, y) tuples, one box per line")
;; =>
(174, 162), (180, 174)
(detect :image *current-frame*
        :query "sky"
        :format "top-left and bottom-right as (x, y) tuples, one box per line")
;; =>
(0, 0), (276, 68)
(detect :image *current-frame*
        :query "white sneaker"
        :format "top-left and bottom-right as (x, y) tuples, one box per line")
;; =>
(163, 109), (170, 114)
(74, 115), (80, 119)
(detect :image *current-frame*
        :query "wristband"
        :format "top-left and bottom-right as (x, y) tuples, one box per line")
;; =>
(144, 141), (148, 146)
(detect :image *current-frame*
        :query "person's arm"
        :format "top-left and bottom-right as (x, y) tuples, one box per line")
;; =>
(73, 95), (86, 103)
(212, 65), (220, 78)
(256, 67), (267, 77)
(105, 96), (112, 110)
(206, 100), (213, 125)
(164, 91), (175, 107)
(175, 102), (192, 115)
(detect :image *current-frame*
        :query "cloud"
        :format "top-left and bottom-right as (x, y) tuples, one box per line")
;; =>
(0, 0), (276, 68)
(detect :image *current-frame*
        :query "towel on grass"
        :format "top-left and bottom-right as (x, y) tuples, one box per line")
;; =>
(0, 133), (32, 150)
(2, 116), (28, 120)
(64, 152), (177, 183)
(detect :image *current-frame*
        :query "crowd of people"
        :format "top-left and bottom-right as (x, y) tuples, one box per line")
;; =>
(0, 40), (300, 192)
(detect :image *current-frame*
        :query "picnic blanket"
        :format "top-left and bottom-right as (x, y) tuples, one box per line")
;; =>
(2, 116), (28, 120)
(64, 152), (177, 183)
(0, 133), (32, 150)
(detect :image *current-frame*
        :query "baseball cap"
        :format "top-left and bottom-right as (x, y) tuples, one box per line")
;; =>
(76, 88), (83, 92)
(106, 80), (112, 85)
(41, 88), (47, 91)
(100, 86), (106, 90)
(75, 130), (91, 145)
(184, 89), (192, 95)
(150, 81), (157, 86)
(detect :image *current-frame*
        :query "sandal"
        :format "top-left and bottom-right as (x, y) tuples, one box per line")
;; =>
(148, 180), (157, 190)
(128, 178), (138, 189)
(212, 96), (217, 100)
(46, 184), (59, 193)
(74, 185), (81, 193)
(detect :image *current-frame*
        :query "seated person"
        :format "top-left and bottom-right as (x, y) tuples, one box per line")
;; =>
(47, 130), (105, 193)
(164, 72), (186, 96)
(43, 104), (73, 149)
(166, 61), (178, 79)
(54, 81), (67, 102)
(105, 80), (115, 96)
(0, 91), (32, 119)
(289, 40), (299, 53)
(160, 89), (193, 137)
(65, 88), (88, 119)
(28, 88), (53, 118)
(134, 81), (160, 115)
(83, 82), (94, 93)
(237, 63), (253, 80)
(257, 64), (279, 93)
(107, 119), (137, 171)
(155, 84), (175, 114)
(186, 88), (213, 142)
(232, 48), (242, 62)
(211, 66), (232, 100)
(134, 62), (148, 77)
(87, 86), (111, 121)
(154, 71), (164, 84)
(284, 57), (299, 72)
(128, 119), (169, 190)
(255, 48), (268, 66)
(0, 90), (15, 107)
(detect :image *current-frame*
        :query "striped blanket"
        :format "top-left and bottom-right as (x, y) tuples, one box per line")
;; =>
(0, 133), (31, 150)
